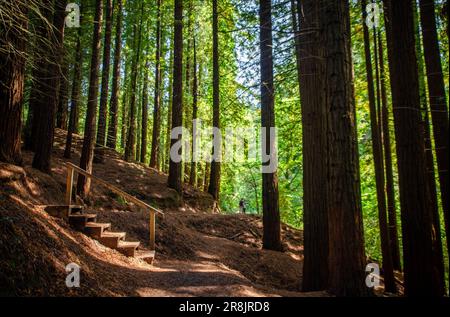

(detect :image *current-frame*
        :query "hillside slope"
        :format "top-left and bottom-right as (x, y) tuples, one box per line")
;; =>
(0, 129), (321, 297)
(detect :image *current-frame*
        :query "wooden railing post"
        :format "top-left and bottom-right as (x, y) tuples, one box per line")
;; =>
(149, 211), (155, 251)
(66, 166), (74, 206)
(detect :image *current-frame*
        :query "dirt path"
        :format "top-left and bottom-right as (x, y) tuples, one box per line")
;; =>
(1, 129), (329, 297)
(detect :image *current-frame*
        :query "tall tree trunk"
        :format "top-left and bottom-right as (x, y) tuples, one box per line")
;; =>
(203, 162), (210, 192)
(95, 0), (113, 161)
(124, 5), (144, 162)
(65, 2), (85, 158)
(168, 0), (184, 194)
(136, 85), (142, 162)
(293, 0), (329, 291)
(423, 105), (446, 294)
(414, 2), (446, 294)
(419, 0), (450, 269)
(25, 0), (55, 152)
(183, 0), (193, 183)
(208, 0), (221, 200)
(150, 0), (163, 169)
(107, 0), (123, 150)
(189, 37), (198, 186)
(0, 2), (28, 165)
(77, 0), (103, 196)
(322, 0), (369, 296)
(32, 0), (67, 173)
(361, 0), (396, 294)
(383, 0), (442, 296)
(56, 58), (69, 130)
(259, 0), (281, 252)
(120, 65), (129, 151)
(141, 58), (150, 163)
(377, 30), (402, 272)
(165, 39), (174, 174)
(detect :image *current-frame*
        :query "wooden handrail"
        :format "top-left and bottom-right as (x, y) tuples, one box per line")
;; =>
(65, 162), (164, 251)
(65, 162), (163, 216)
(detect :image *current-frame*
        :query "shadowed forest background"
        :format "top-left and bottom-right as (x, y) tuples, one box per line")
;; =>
(0, 0), (449, 297)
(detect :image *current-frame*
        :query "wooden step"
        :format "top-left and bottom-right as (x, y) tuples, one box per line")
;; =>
(98, 231), (126, 249)
(135, 250), (156, 265)
(85, 222), (110, 238)
(68, 213), (97, 230)
(116, 241), (140, 257)
(44, 205), (84, 218)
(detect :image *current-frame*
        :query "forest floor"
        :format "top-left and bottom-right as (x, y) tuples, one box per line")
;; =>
(0, 129), (329, 297)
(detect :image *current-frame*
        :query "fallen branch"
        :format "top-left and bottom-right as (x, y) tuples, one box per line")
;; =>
(229, 232), (244, 239)
(249, 228), (260, 239)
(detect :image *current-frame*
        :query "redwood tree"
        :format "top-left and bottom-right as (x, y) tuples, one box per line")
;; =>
(107, 0), (123, 150)
(77, 0), (103, 196)
(124, 6), (144, 162)
(208, 0), (221, 200)
(150, 0), (163, 169)
(65, 2), (85, 158)
(96, 0), (114, 157)
(25, 0), (55, 152)
(414, 2), (446, 294)
(377, 30), (402, 271)
(189, 36), (198, 186)
(322, 0), (369, 296)
(168, 0), (184, 194)
(419, 0), (450, 267)
(0, 2), (28, 165)
(294, 0), (329, 291)
(259, 0), (282, 252)
(141, 57), (150, 163)
(361, 0), (395, 293)
(56, 59), (69, 130)
(383, 0), (442, 296)
(32, 0), (67, 173)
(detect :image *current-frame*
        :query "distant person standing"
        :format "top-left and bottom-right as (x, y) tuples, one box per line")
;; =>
(239, 199), (246, 214)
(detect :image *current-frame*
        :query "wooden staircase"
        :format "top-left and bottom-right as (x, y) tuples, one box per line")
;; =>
(46, 205), (155, 264)
(43, 162), (164, 266)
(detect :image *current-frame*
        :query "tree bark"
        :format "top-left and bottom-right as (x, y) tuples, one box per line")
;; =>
(259, 0), (282, 252)
(322, 0), (369, 296)
(361, 0), (396, 294)
(168, 0), (184, 194)
(419, 0), (450, 270)
(32, 0), (67, 173)
(107, 0), (123, 150)
(377, 30), (402, 272)
(77, 0), (103, 196)
(65, 2), (85, 158)
(141, 58), (150, 163)
(293, 0), (329, 291)
(150, 0), (163, 169)
(208, 0), (221, 200)
(95, 0), (113, 161)
(120, 65), (129, 151)
(56, 58), (69, 130)
(25, 0), (55, 152)
(0, 2), (28, 165)
(165, 38), (174, 173)
(189, 37), (198, 186)
(124, 5), (144, 162)
(383, 0), (442, 296)
(414, 2), (446, 294)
